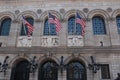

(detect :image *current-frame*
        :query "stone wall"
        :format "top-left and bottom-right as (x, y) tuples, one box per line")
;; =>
(0, 0), (120, 80)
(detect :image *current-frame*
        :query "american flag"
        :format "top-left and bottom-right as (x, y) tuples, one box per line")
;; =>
(22, 16), (34, 37)
(49, 13), (62, 32)
(76, 12), (86, 36)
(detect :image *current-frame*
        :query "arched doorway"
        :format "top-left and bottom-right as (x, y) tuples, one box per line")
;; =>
(10, 60), (30, 80)
(38, 61), (58, 80)
(67, 61), (86, 80)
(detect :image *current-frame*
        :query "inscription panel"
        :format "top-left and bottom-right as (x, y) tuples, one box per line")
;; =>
(41, 36), (59, 47)
(67, 35), (84, 46)
(17, 36), (32, 47)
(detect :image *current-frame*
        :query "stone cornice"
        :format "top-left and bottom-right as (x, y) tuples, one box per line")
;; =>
(0, 46), (120, 54)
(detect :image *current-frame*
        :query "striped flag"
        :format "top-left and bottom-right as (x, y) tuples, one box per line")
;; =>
(22, 16), (34, 37)
(49, 13), (62, 32)
(76, 12), (86, 36)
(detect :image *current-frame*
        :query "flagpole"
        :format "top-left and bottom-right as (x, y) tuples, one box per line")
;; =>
(47, 11), (51, 35)
(75, 10), (77, 35)
(22, 17), (27, 36)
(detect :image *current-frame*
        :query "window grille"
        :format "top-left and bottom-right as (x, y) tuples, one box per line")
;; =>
(101, 64), (110, 79)
(0, 18), (11, 36)
(92, 16), (106, 35)
(68, 16), (82, 35)
(20, 17), (34, 36)
(67, 61), (86, 80)
(116, 16), (120, 34)
(44, 19), (56, 35)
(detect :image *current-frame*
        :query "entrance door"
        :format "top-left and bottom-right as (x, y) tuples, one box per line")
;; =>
(67, 61), (86, 80)
(39, 61), (58, 80)
(10, 60), (30, 80)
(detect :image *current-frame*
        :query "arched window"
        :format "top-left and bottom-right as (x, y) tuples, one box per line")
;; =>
(44, 19), (56, 35)
(67, 61), (86, 80)
(68, 16), (82, 35)
(116, 15), (120, 34)
(92, 16), (106, 35)
(20, 17), (34, 36)
(10, 60), (30, 80)
(39, 61), (58, 80)
(0, 18), (11, 36)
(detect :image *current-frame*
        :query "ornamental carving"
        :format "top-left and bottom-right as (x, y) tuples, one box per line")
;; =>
(67, 35), (84, 46)
(17, 36), (32, 47)
(41, 36), (59, 47)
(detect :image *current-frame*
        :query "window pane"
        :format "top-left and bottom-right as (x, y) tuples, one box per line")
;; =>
(92, 16), (106, 35)
(20, 17), (34, 36)
(44, 19), (56, 35)
(68, 17), (75, 35)
(68, 16), (82, 35)
(76, 24), (82, 35)
(0, 18), (11, 36)
(116, 16), (120, 34)
(101, 64), (110, 79)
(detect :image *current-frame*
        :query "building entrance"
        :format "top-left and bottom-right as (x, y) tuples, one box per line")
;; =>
(10, 60), (30, 80)
(67, 61), (86, 80)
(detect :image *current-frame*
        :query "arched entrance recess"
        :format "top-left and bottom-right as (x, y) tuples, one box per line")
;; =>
(10, 60), (30, 80)
(38, 61), (58, 80)
(67, 61), (86, 80)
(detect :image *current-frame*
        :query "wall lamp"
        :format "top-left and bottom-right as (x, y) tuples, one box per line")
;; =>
(0, 56), (9, 73)
(88, 56), (101, 73)
(29, 56), (38, 73)
(59, 56), (65, 74)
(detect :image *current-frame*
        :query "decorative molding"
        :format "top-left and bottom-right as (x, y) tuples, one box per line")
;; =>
(106, 7), (112, 13)
(37, 9), (42, 14)
(67, 35), (84, 46)
(15, 10), (20, 15)
(59, 8), (65, 14)
(83, 8), (89, 13)
(86, 18), (91, 21)
(109, 17), (116, 21)
(12, 19), (19, 23)
(41, 36), (59, 47)
(34, 19), (42, 22)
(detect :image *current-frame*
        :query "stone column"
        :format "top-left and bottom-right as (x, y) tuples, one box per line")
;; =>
(32, 19), (41, 46)
(7, 20), (19, 47)
(84, 19), (94, 46)
(58, 70), (67, 80)
(108, 18), (120, 46)
(29, 71), (38, 80)
(59, 19), (67, 47)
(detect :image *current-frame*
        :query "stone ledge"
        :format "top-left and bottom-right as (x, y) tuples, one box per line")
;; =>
(0, 46), (119, 54)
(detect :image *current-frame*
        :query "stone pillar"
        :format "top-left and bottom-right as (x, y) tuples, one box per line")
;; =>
(7, 20), (19, 47)
(108, 18), (120, 46)
(29, 72), (38, 80)
(7, 68), (12, 80)
(58, 70), (67, 80)
(59, 19), (67, 47)
(32, 19), (41, 46)
(84, 19), (94, 46)
(0, 70), (10, 80)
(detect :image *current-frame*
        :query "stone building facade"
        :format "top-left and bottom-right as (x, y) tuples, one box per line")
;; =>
(0, 0), (120, 80)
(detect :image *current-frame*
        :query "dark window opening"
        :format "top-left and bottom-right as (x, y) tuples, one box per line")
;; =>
(0, 18), (11, 36)
(101, 64), (110, 79)
(67, 61), (86, 80)
(92, 16), (106, 35)
(39, 61), (58, 80)
(10, 60), (30, 80)
(20, 17), (34, 36)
